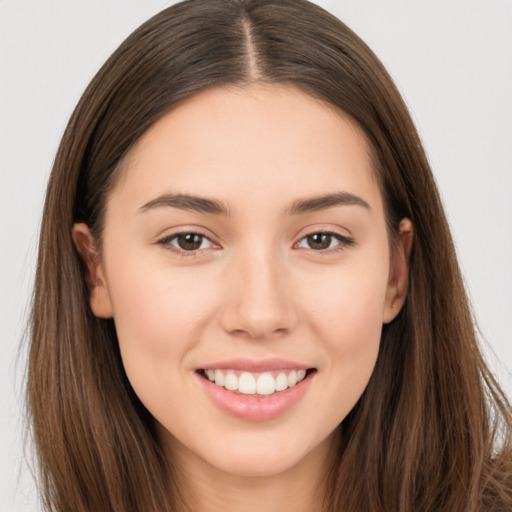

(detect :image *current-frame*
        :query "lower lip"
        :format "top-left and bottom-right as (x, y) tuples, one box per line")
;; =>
(196, 371), (315, 421)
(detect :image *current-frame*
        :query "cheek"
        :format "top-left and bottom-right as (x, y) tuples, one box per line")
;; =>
(299, 258), (389, 391)
(104, 260), (216, 390)
(303, 259), (389, 338)
(110, 261), (213, 336)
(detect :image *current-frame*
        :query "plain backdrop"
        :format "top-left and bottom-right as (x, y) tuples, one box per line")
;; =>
(1, 1), (511, 510)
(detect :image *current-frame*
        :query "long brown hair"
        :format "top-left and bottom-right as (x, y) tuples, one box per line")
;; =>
(28, 0), (512, 510)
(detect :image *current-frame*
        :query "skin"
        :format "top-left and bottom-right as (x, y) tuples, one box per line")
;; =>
(74, 84), (412, 512)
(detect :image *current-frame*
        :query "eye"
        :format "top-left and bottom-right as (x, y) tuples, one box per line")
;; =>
(296, 232), (353, 251)
(158, 232), (215, 253)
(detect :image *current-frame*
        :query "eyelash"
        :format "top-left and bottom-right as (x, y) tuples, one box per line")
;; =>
(157, 231), (216, 257)
(156, 230), (355, 257)
(295, 231), (355, 254)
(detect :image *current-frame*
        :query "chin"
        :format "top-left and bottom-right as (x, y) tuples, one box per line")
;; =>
(208, 447), (305, 478)
(165, 424), (335, 480)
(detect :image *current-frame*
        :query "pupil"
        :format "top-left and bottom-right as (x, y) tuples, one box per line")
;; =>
(308, 233), (331, 250)
(178, 234), (202, 250)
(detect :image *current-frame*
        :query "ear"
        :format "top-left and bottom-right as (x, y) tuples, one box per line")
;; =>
(383, 218), (413, 324)
(72, 223), (113, 318)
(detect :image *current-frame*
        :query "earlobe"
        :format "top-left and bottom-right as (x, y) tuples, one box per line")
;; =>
(72, 223), (113, 319)
(383, 218), (413, 324)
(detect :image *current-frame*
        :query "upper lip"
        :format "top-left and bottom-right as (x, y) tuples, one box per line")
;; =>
(199, 358), (312, 372)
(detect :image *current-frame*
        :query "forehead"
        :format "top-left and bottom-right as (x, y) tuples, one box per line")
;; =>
(110, 84), (383, 218)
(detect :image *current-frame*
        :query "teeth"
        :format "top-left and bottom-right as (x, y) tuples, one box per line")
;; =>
(204, 368), (309, 396)
(275, 373), (288, 391)
(239, 372), (256, 394)
(287, 370), (297, 387)
(256, 373), (275, 395)
(214, 369), (225, 386)
(224, 373), (238, 391)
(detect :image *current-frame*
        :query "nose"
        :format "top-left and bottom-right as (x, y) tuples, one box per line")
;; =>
(219, 247), (298, 339)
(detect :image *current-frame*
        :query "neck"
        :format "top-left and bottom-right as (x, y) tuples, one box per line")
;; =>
(167, 434), (336, 512)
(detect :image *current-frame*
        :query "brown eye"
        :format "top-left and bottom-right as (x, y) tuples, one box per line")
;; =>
(296, 231), (354, 252)
(175, 233), (205, 250)
(306, 233), (333, 250)
(158, 232), (214, 253)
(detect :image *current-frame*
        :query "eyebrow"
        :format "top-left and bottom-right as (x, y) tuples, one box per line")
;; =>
(138, 193), (231, 216)
(138, 191), (371, 216)
(286, 192), (371, 215)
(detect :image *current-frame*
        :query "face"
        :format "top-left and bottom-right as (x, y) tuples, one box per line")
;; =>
(74, 84), (411, 480)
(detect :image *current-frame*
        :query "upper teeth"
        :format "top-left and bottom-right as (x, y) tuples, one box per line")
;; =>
(204, 369), (307, 395)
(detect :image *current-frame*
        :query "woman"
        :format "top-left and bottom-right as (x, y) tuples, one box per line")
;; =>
(27, 0), (512, 510)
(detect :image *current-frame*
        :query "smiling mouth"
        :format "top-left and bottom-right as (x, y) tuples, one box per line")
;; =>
(198, 368), (316, 396)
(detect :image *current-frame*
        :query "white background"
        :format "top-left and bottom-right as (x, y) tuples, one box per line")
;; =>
(1, 1), (510, 510)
